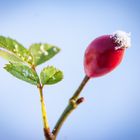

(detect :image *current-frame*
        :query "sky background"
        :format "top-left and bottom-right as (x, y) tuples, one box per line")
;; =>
(0, 0), (140, 140)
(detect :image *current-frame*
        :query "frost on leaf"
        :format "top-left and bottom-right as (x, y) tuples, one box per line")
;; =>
(0, 36), (33, 64)
(40, 66), (63, 85)
(29, 43), (60, 66)
(4, 63), (39, 85)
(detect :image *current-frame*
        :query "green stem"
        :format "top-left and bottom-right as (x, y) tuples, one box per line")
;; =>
(32, 66), (54, 140)
(38, 85), (49, 130)
(52, 75), (89, 139)
(38, 84), (54, 140)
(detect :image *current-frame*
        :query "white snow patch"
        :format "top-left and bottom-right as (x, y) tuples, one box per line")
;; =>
(40, 44), (49, 55)
(53, 47), (58, 52)
(111, 30), (131, 50)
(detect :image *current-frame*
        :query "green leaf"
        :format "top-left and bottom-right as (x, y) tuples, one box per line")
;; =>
(0, 36), (33, 64)
(4, 63), (39, 85)
(0, 49), (23, 63)
(29, 43), (60, 66)
(40, 66), (63, 85)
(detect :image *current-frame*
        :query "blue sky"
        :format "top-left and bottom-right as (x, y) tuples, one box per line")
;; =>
(0, 0), (140, 140)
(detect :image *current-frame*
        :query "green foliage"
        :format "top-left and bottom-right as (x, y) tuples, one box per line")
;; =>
(0, 36), (33, 64)
(0, 49), (23, 63)
(40, 66), (63, 85)
(29, 43), (60, 66)
(0, 35), (66, 139)
(0, 35), (63, 86)
(4, 63), (39, 85)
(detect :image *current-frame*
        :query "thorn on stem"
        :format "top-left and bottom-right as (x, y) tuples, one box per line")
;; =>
(76, 97), (85, 105)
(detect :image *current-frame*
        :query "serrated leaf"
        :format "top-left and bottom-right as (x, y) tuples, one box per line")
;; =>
(40, 66), (63, 85)
(4, 63), (39, 85)
(29, 43), (60, 66)
(47, 71), (63, 85)
(0, 36), (33, 64)
(0, 49), (23, 63)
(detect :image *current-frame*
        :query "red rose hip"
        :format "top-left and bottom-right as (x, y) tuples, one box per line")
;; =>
(84, 31), (131, 78)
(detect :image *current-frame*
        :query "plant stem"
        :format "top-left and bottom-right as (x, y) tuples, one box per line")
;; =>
(38, 84), (54, 140)
(32, 66), (54, 140)
(52, 75), (90, 139)
(38, 85), (49, 130)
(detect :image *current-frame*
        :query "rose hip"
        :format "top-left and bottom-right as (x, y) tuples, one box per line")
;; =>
(84, 31), (131, 78)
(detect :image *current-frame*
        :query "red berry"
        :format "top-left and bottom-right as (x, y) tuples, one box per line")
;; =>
(84, 31), (131, 78)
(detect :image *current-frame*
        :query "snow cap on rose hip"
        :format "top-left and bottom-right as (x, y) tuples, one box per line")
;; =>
(84, 30), (131, 78)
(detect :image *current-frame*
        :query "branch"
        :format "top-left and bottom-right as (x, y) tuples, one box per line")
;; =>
(52, 75), (89, 139)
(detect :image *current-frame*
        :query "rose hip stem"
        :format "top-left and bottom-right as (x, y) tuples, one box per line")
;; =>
(52, 75), (90, 139)
(52, 30), (130, 139)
